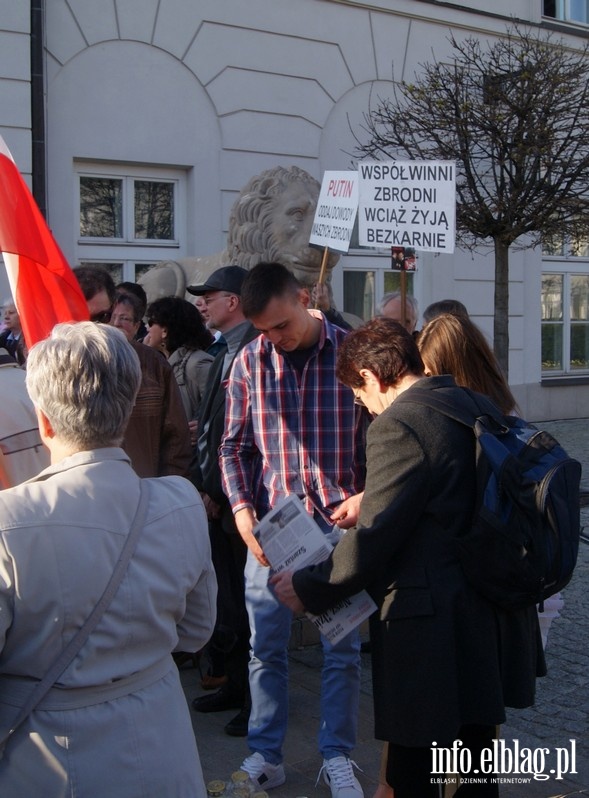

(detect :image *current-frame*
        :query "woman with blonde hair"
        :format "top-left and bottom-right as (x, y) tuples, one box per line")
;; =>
(417, 313), (517, 416)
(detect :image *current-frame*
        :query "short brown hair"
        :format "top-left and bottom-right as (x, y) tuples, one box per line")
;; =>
(241, 262), (301, 318)
(74, 266), (116, 304)
(336, 317), (424, 388)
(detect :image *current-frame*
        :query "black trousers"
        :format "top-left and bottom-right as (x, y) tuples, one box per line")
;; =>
(208, 517), (250, 698)
(386, 724), (499, 798)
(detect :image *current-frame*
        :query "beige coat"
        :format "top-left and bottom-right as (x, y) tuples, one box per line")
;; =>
(0, 448), (217, 798)
(0, 351), (49, 487)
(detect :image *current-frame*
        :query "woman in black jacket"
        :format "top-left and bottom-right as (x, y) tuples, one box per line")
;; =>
(272, 317), (544, 798)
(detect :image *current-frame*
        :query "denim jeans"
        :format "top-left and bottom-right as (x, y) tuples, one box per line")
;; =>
(244, 549), (361, 765)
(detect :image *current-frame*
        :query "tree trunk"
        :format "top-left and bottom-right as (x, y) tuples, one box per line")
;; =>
(493, 239), (510, 379)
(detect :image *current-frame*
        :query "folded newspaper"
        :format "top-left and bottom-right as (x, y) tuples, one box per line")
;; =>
(254, 495), (377, 645)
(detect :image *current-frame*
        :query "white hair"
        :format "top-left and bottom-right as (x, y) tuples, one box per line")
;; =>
(26, 322), (141, 450)
(377, 292), (419, 321)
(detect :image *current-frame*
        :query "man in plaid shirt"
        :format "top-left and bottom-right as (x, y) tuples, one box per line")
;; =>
(220, 262), (366, 798)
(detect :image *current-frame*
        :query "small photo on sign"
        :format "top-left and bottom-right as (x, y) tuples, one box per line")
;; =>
(391, 246), (417, 271)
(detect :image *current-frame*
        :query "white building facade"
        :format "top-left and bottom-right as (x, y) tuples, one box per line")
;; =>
(1, 0), (589, 419)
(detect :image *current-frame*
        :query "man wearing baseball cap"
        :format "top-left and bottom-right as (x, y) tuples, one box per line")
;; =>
(188, 266), (258, 737)
(187, 265), (249, 299)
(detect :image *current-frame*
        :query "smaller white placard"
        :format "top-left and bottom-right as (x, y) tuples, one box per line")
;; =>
(309, 171), (359, 253)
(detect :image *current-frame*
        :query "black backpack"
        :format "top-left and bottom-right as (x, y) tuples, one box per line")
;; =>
(402, 387), (582, 612)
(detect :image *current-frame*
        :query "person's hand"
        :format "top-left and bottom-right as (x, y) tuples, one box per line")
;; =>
(311, 283), (330, 311)
(270, 571), (304, 614)
(234, 507), (269, 566)
(329, 492), (364, 529)
(201, 492), (222, 520)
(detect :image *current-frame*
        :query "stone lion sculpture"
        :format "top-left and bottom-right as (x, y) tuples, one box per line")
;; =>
(139, 165), (341, 303)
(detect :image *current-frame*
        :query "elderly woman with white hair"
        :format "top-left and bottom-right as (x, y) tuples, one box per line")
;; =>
(0, 322), (217, 797)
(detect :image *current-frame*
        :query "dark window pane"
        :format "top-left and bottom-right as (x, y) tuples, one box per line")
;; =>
(541, 324), (563, 371)
(80, 177), (123, 238)
(344, 271), (374, 320)
(570, 324), (589, 369)
(134, 181), (174, 240)
(543, 0), (556, 18)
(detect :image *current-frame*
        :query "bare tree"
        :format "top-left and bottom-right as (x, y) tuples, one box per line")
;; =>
(355, 26), (589, 375)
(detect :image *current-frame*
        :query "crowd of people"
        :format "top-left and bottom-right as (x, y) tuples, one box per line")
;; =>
(0, 265), (547, 797)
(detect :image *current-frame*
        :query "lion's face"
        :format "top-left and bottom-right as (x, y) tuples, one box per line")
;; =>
(267, 181), (339, 286)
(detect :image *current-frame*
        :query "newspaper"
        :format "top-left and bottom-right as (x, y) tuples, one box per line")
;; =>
(255, 495), (377, 645)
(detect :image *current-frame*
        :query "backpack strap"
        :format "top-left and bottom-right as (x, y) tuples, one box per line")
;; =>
(396, 385), (513, 518)
(174, 349), (193, 388)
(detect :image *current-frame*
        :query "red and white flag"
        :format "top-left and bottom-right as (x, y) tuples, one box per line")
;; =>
(0, 135), (88, 348)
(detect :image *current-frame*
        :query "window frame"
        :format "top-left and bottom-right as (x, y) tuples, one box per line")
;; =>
(543, 0), (589, 26)
(333, 249), (417, 323)
(75, 161), (186, 283)
(541, 257), (589, 377)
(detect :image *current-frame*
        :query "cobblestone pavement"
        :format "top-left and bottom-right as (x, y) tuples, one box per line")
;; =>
(498, 418), (589, 796)
(186, 418), (589, 798)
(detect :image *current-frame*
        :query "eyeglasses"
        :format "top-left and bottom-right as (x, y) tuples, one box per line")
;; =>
(203, 293), (232, 306)
(90, 310), (112, 323)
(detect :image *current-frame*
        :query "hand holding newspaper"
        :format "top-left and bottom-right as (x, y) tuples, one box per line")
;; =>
(254, 495), (376, 645)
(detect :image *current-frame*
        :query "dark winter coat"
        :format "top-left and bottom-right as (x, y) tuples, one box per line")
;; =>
(293, 375), (545, 746)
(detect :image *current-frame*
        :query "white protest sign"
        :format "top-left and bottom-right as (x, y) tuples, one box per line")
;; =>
(358, 160), (456, 253)
(309, 171), (359, 253)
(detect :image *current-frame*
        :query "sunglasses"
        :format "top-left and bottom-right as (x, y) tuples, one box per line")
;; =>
(90, 310), (112, 324)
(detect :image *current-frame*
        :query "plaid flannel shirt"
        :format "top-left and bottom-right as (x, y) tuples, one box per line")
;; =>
(219, 312), (365, 522)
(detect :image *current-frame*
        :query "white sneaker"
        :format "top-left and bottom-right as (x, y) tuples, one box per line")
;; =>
(239, 752), (286, 790)
(319, 756), (364, 798)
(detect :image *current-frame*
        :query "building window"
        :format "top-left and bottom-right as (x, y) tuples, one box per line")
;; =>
(76, 163), (185, 283)
(80, 175), (175, 242)
(543, 229), (589, 258)
(542, 272), (589, 374)
(342, 265), (415, 321)
(543, 0), (589, 24)
(80, 177), (123, 238)
(134, 181), (174, 240)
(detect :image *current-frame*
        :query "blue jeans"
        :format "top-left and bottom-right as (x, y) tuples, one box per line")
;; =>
(244, 549), (361, 765)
